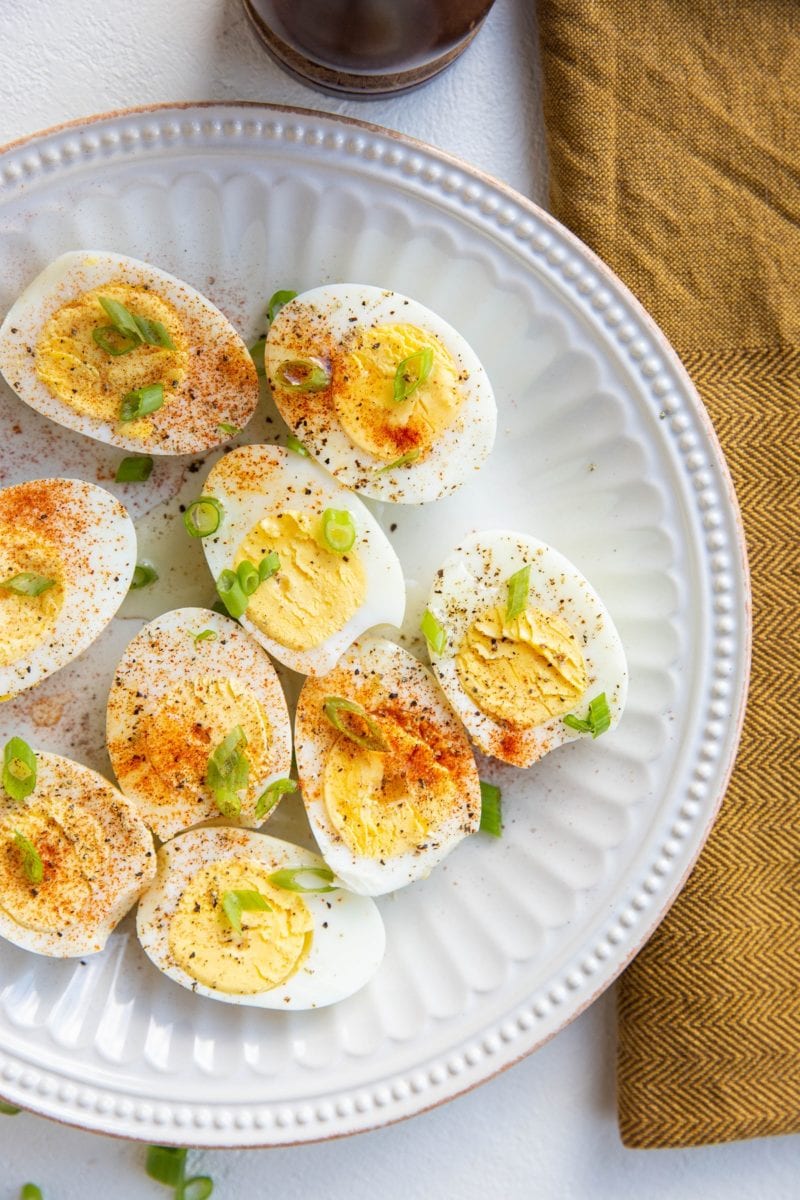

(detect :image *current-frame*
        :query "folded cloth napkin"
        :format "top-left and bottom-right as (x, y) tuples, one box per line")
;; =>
(537, 0), (800, 1149)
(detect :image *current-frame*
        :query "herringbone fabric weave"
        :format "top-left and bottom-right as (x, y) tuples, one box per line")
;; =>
(538, 0), (800, 1148)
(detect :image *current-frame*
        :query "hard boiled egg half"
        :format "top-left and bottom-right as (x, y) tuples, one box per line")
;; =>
(0, 478), (136, 699)
(107, 608), (293, 841)
(266, 284), (496, 503)
(0, 749), (155, 957)
(136, 828), (385, 1009)
(200, 444), (405, 676)
(424, 531), (628, 767)
(0, 251), (259, 454)
(295, 637), (481, 895)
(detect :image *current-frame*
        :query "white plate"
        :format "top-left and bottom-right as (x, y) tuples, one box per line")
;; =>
(0, 103), (749, 1146)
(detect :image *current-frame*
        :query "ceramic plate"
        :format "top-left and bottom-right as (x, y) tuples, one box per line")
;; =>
(0, 103), (749, 1145)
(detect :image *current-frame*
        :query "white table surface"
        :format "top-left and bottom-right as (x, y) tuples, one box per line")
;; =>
(0, 1), (796, 1196)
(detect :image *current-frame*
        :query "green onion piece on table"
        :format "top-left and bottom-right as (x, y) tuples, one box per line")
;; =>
(267, 866), (336, 894)
(130, 561), (158, 590)
(322, 696), (388, 752)
(249, 338), (266, 376)
(478, 781), (503, 838)
(393, 346), (433, 402)
(183, 496), (224, 538)
(146, 1145), (187, 1188)
(20, 1185), (43, 1200)
(115, 455), (153, 483)
(2, 738), (37, 802)
(255, 777), (297, 820)
(286, 433), (309, 456)
(0, 1102), (20, 1115)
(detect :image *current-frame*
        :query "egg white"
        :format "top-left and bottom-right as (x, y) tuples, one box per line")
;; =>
(136, 827), (386, 1009)
(267, 284), (497, 503)
(0, 250), (259, 454)
(295, 636), (481, 895)
(0, 478), (136, 699)
(426, 531), (629, 767)
(106, 607), (293, 840)
(200, 444), (405, 676)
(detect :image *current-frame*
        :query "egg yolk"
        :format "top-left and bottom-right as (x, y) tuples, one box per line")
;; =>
(35, 281), (187, 429)
(0, 797), (107, 933)
(332, 323), (464, 462)
(235, 511), (367, 651)
(168, 858), (313, 994)
(124, 676), (272, 815)
(0, 527), (64, 668)
(456, 605), (588, 728)
(323, 706), (464, 860)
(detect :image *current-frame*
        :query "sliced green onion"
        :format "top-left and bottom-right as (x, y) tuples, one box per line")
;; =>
(267, 866), (336, 893)
(563, 692), (612, 739)
(216, 569), (247, 619)
(377, 448), (421, 473)
(0, 572), (55, 597)
(249, 338), (266, 376)
(479, 781), (502, 838)
(275, 358), (330, 392)
(0, 1101), (20, 1115)
(323, 696), (388, 752)
(192, 629), (217, 645)
(255, 777), (297, 820)
(222, 889), (271, 934)
(183, 1177), (214, 1200)
(97, 296), (176, 349)
(393, 346), (434, 403)
(130, 561), (158, 590)
(3, 738), (37, 802)
(267, 289), (297, 323)
(20, 1186), (43, 1200)
(13, 830), (43, 885)
(237, 560), (260, 597)
(420, 608), (446, 656)
(320, 508), (356, 555)
(286, 433), (309, 456)
(258, 552), (280, 583)
(120, 381), (164, 423)
(217, 421), (238, 437)
(146, 1146), (186, 1188)
(183, 496), (223, 538)
(115, 454), (153, 483)
(207, 726), (249, 817)
(92, 325), (138, 355)
(506, 564), (530, 621)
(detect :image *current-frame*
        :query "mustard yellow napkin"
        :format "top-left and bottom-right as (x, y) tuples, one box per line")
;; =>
(538, 0), (800, 1148)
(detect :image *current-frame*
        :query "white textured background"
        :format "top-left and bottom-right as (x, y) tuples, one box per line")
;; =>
(0, 0), (797, 1196)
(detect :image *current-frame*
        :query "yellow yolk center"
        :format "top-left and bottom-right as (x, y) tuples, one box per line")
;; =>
(168, 858), (313, 994)
(0, 526), (64, 668)
(134, 675), (272, 811)
(456, 605), (588, 728)
(323, 708), (462, 860)
(0, 797), (108, 933)
(333, 323), (463, 462)
(35, 281), (188, 430)
(235, 511), (367, 651)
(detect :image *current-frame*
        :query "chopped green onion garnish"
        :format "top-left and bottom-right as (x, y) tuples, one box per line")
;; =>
(393, 346), (434, 402)
(267, 289), (297, 323)
(183, 496), (224, 538)
(255, 777), (297, 820)
(115, 455), (153, 483)
(563, 692), (612, 739)
(2, 738), (37, 802)
(130, 561), (158, 590)
(13, 830), (43, 885)
(0, 1101), (20, 1115)
(192, 629), (217, 645)
(92, 325), (138, 355)
(217, 421), (238, 437)
(286, 433), (309, 456)
(97, 296), (176, 350)
(249, 338), (266, 376)
(206, 726), (249, 817)
(267, 866), (336, 894)
(20, 1186), (43, 1200)
(237, 560), (260, 597)
(222, 889), (271, 934)
(377, 448), (421, 472)
(323, 696), (388, 752)
(258, 552), (280, 582)
(120, 381), (164, 423)
(479, 781), (502, 838)
(320, 508), (356, 555)
(506, 564), (530, 620)
(216, 569), (247, 619)
(0, 572), (55, 597)
(184, 1179), (214, 1200)
(420, 608), (446, 656)
(146, 1146), (186, 1188)
(275, 358), (330, 392)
